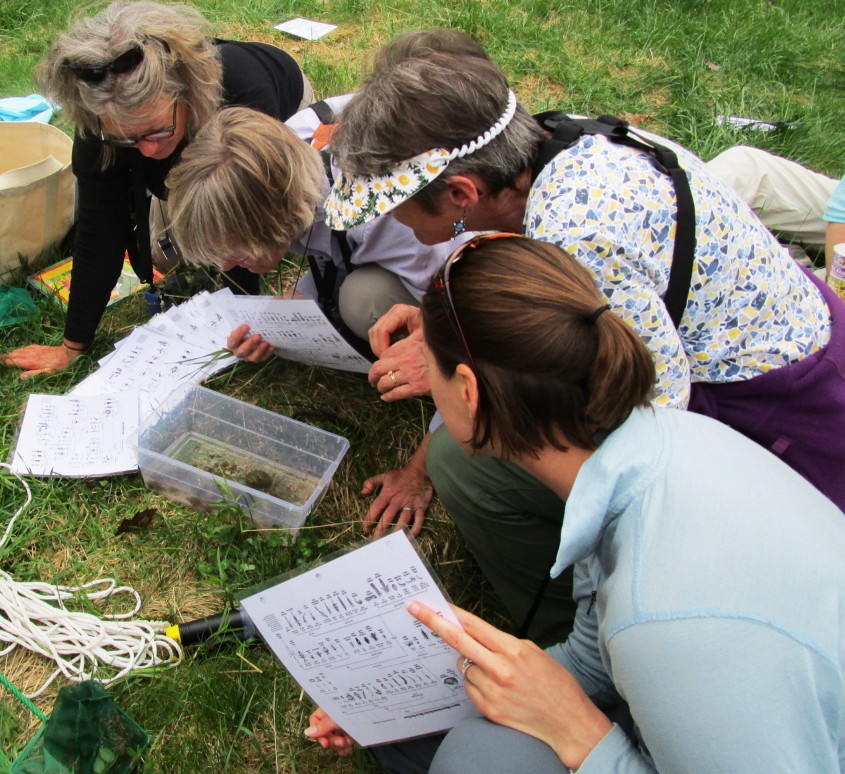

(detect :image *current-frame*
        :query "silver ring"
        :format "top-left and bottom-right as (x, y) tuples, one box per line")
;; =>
(401, 506), (413, 512)
(387, 370), (398, 386)
(460, 657), (475, 677)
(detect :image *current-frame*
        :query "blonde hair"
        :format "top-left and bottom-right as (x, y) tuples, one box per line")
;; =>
(165, 106), (325, 268)
(38, 1), (222, 165)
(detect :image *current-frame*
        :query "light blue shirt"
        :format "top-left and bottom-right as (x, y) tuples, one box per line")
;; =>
(548, 408), (845, 772)
(824, 176), (845, 223)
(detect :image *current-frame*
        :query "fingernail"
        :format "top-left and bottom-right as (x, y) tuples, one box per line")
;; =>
(406, 600), (420, 615)
(304, 726), (316, 737)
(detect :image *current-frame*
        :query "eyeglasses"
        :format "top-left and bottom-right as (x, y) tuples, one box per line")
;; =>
(64, 45), (144, 83)
(433, 232), (521, 369)
(99, 102), (178, 148)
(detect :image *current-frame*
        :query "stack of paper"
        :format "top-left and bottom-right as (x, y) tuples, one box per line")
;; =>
(10, 290), (238, 478)
(10, 292), (374, 478)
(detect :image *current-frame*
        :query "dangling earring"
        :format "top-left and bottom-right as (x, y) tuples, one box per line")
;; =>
(452, 212), (466, 240)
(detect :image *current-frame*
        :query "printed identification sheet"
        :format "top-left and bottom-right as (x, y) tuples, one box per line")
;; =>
(240, 531), (477, 746)
(220, 297), (372, 374)
(9, 391), (140, 476)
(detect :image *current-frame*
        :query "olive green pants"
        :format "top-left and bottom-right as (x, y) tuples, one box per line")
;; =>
(426, 425), (575, 646)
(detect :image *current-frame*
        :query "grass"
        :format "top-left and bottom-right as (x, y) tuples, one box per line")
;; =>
(0, 0), (843, 771)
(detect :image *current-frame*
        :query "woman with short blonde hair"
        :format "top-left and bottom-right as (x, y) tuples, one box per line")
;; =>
(165, 102), (455, 359)
(166, 107), (325, 269)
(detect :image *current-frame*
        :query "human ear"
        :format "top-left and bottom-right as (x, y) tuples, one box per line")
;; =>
(454, 363), (480, 419)
(444, 175), (482, 210)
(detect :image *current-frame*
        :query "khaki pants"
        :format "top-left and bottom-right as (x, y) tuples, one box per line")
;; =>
(706, 145), (838, 249)
(338, 264), (419, 340)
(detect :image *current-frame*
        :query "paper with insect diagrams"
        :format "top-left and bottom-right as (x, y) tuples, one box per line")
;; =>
(239, 531), (478, 746)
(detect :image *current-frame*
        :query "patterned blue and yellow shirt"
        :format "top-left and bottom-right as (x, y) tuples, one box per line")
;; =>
(526, 133), (831, 408)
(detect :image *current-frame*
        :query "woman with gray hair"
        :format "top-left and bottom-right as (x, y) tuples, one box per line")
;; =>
(324, 29), (845, 645)
(3, 0), (309, 378)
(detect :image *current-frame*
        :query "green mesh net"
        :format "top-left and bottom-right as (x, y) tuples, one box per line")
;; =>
(10, 681), (148, 774)
(0, 286), (36, 328)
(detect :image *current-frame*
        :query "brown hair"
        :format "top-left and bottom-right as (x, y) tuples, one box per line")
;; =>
(165, 106), (325, 268)
(422, 237), (655, 457)
(370, 28), (491, 71)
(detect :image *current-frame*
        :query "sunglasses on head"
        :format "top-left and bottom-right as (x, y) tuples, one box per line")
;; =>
(433, 232), (522, 369)
(99, 102), (178, 148)
(64, 44), (144, 83)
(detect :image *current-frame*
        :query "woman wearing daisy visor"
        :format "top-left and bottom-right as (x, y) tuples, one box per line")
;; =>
(323, 29), (845, 645)
(3, 0), (309, 379)
(307, 235), (845, 774)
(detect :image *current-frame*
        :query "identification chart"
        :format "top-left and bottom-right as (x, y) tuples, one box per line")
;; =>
(10, 391), (140, 477)
(240, 532), (476, 746)
(220, 297), (371, 374)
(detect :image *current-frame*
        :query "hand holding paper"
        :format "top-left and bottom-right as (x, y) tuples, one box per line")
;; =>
(406, 601), (613, 771)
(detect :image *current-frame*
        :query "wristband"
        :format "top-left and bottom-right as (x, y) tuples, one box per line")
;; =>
(64, 342), (88, 353)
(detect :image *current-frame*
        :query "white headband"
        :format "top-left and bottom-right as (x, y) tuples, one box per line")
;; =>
(325, 90), (519, 231)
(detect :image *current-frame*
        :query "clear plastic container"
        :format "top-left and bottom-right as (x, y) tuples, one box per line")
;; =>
(136, 385), (349, 532)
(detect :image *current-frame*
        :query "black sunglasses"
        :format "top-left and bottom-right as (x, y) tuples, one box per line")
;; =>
(99, 102), (179, 148)
(433, 232), (521, 369)
(64, 45), (144, 83)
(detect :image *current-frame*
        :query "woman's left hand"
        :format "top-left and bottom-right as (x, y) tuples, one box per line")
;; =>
(407, 601), (613, 771)
(361, 434), (433, 538)
(368, 328), (430, 402)
(304, 708), (355, 757)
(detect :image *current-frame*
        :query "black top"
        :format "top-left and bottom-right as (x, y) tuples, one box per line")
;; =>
(65, 39), (304, 345)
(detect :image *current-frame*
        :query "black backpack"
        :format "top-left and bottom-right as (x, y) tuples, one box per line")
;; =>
(531, 112), (696, 329)
(306, 100), (356, 317)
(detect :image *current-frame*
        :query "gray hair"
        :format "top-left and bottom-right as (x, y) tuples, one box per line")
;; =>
(371, 28), (490, 71)
(38, 1), (222, 166)
(331, 30), (544, 212)
(165, 106), (325, 269)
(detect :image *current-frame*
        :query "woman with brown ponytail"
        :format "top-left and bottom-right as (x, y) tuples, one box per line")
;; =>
(307, 234), (845, 773)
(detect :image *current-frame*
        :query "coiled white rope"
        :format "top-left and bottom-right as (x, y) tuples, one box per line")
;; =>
(0, 463), (181, 698)
(446, 90), (518, 161)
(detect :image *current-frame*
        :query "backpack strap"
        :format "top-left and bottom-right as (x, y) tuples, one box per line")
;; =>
(532, 113), (696, 329)
(291, 101), (372, 359)
(308, 99), (335, 125)
(127, 159), (156, 289)
(320, 148), (355, 274)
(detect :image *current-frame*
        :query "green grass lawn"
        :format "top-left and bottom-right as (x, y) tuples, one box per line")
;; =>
(0, 0), (843, 771)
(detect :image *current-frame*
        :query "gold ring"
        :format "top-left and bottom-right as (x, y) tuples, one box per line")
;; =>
(460, 657), (475, 677)
(388, 370), (398, 386)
